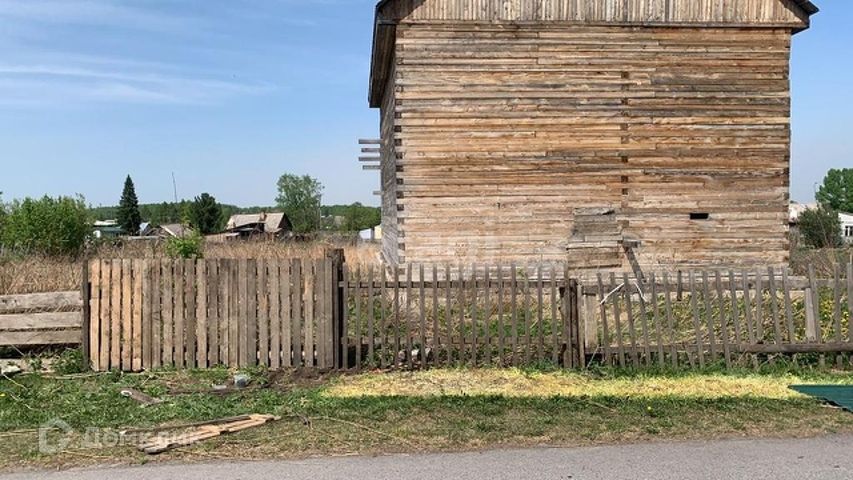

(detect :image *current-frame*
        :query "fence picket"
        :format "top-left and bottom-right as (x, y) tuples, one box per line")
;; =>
(728, 271), (742, 348)
(833, 264), (843, 367)
(419, 264), (426, 367)
(510, 264), (518, 366)
(620, 273), (638, 367)
(650, 272), (664, 367)
(609, 272), (625, 368)
(715, 270), (731, 368)
(208, 260), (220, 367)
(151, 260), (162, 369)
(484, 265), (491, 366)
(701, 270), (716, 361)
(496, 264), (505, 367)
(782, 269), (795, 345)
(185, 260), (197, 370)
(523, 264), (532, 365)
(596, 273), (612, 366)
(662, 272), (677, 368)
(131, 259), (143, 372)
(754, 270), (765, 345)
(291, 259), (302, 367)
(88, 261), (101, 371)
(636, 275), (651, 366)
(368, 265), (376, 367)
(354, 266), (362, 370)
(406, 263), (414, 370)
(445, 264), (453, 367)
(550, 264), (559, 365)
(470, 263), (478, 366)
(766, 268), (782, 348)
(380, 266), (388, 369)
(121, 259), (133, 371)
(689, 271), (704, 368)
(99, 261), (112, 370)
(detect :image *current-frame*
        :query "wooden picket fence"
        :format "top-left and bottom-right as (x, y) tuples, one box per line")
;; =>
(86, 255), (343, 372)
(587, 264), (853, 369)
(342, 264), (581, 369)
(84, 254), (853, 372)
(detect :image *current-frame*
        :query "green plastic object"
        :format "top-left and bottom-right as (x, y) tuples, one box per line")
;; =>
(790, 385), (853, 412)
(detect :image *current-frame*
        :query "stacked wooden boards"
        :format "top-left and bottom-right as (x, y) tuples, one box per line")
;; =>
(371, 0), (816, 269)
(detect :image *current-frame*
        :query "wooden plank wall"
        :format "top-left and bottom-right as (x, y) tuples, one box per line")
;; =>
(380, 0), (809, 26)
(88, 259), (335, 372)
(382, 24), (792, 268)
(0, 291), (83, 347)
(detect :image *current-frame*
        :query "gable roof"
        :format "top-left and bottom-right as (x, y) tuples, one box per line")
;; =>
(369, 0), (818, 107)
(226, 212), (291, 234)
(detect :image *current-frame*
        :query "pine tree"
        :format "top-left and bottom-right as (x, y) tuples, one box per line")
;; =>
(189, 193), (222, 234)
(117, 175), (142, 235)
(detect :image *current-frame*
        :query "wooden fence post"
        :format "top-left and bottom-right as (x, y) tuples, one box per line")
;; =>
(81, 259), (92, 372)
(327, 249), (346, 370)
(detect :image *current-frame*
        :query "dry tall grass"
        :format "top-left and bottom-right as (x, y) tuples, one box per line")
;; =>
(0, 240), (381, 295)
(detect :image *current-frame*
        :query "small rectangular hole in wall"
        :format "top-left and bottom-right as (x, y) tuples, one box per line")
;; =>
(690, 213), (710, 220)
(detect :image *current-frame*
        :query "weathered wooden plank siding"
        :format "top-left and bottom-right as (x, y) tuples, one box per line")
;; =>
(380, 0), (809, 26)
(382, 23), (792, 267)
(381, 59), (402, 265)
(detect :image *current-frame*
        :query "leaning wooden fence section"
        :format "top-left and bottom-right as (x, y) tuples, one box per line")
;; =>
(0, 291), (83, 347)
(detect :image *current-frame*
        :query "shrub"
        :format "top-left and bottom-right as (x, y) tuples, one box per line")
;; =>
(164, 231), (204, 259)
(799, 205), (842, 249)
(53, 348), (86, 375)
(0, 195), (90, 256)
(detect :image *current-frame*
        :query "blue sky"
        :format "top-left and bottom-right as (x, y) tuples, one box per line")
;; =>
(0, 1), (849, 208)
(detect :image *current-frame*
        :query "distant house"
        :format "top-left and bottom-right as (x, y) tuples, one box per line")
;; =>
(359, 225), (383, 243)
(145, 223), (191, 239)
(92, 220), (123, 239)
(842, 212), (853, 244)
(223, 212), (292, 240)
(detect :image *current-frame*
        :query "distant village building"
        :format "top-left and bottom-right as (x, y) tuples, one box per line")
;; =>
(369, 0), (818, 269)
(359, 225), (383, 243)
(209, 213), (293, 241)
(841, 212), (853, 244)
(92, 220), (123, 239)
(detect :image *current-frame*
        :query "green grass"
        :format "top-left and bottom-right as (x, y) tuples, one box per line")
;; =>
(2, 366), (853, 472)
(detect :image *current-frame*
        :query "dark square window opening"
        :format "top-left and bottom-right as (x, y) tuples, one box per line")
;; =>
(690, 213), (710, 220)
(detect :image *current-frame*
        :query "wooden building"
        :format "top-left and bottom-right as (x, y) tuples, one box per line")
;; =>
(369, 0), (818, 269)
